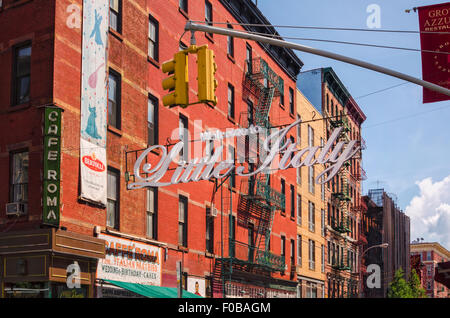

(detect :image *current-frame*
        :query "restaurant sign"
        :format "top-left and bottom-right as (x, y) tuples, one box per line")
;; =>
(96, 234), (162, 286)
(43, 107), (62, 227)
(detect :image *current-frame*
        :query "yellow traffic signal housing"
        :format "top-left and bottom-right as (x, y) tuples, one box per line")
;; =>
(162, 51), (189, 107)
(197, 46), (218, 105)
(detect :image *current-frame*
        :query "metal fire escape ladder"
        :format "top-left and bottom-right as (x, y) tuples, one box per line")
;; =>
(231, 56), (286, 273)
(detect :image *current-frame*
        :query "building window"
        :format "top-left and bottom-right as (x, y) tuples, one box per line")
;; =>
(179, 0), (188, 13)
(205, 0), (213, 38)
(289, 87), (294, 115)
(327, 241), (331, 265)
(308, 125), (314, 147)
(179, 115), (189, 162)
(297, 167), (301, 185)
(107, 168), (120, 229)
(206, 207), (214, 253)
(148, 94), (158, 146)
(108, 69), (121, 129)
(227, 23), (234, 57)
(178, 195), (188, 247)
(290, 185), (295, 219)
(146, 187), (157, 239)
(309, 239), (315, 270)
(228, 146), (236, 188)
(308, 201), (315, 232)
(246, 44), (252, 73)
(12, 43), (31, 105)
(228, 84), (235, 119)
(148, 15), (159, 61)
(109, 0), (122, 33)
(309, 165), (315, 194)
(10, 151), (29, 203)
(321, 245), (325, 272)
(281, 236), (286, 257)
(321, 209), (325, 236)
(280, 179), (285, 213)
(427, 251), (432, 261)
(290, 239), (295, 265)
(297, 235), (302, 267)
(297, 194), (302, 225)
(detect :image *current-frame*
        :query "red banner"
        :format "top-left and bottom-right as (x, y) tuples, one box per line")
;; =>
(418, 2), (450, 103)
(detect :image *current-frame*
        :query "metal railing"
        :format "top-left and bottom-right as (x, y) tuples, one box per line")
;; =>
(227, 240), (285, 272)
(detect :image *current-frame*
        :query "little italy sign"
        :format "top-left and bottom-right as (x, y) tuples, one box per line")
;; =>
(127, 119), (361, 190)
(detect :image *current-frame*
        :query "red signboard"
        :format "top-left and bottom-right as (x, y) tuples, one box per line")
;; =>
(418, 2), (450, 103)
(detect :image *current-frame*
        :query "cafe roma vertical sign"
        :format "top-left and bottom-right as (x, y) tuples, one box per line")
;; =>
(418, 2), (450, 103)
(43, 107), (62, 227)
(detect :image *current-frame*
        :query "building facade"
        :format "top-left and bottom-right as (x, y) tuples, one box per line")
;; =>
(294, 89), (327, 297)
(298, 68), (366, 298)
(361, 189), (411, 298)
(0, 0), (308, 298)
(410, 242), (450, 298)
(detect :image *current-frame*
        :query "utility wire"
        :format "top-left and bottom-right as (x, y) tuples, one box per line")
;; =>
(355, 83), (410, 100)
(189, 20), (450, 35)
(364, 103), (450, 129)
(232, 28), (450, 56)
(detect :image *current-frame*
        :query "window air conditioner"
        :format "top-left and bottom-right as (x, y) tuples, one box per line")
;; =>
(6, 202), (28, 216)
(210, 204), (218, 217)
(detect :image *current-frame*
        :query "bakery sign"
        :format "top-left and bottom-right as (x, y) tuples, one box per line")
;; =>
(96, 233), (162, 286)
(128, 118), (361, 190)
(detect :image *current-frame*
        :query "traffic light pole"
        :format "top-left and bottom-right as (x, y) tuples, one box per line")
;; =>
(185, 22), (450, 98)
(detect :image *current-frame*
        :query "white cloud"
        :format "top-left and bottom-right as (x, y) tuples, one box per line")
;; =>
(405, 175), (450, 250)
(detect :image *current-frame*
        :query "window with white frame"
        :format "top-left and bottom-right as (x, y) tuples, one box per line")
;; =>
(308, 201), (315, 232)
(297, 235), (302, 267)
(297, 194), (302, 225)
(179, 195), (188, 247)
(148, 15), (159, 61)
(309, 239), (315, 270)
(321, 244), (325, 273)
(146, 187), (157, 239)
(107, 168), (120, 229)
(309, 165), (315, 194)
(10, 150), (29, 203)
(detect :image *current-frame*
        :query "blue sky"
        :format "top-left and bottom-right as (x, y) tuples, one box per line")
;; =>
(256, 0), (450, 247)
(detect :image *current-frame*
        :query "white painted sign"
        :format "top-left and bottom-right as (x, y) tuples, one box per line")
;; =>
(96, 234), (162, 286)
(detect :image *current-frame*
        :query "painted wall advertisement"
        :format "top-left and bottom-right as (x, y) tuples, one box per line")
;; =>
(80, 0), (108, 205)
(96, 234), (162, 286)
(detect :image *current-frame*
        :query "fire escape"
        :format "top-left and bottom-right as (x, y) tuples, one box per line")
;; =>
(323, 109), (357, 297)
(213, 57), (286, 296)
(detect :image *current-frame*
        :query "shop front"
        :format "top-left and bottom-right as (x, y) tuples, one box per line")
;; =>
(0, 228), (105, 298)
(95, 230), (202, 298)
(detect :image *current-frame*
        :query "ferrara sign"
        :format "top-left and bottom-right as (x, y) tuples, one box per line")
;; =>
(128, 119), (360, 189)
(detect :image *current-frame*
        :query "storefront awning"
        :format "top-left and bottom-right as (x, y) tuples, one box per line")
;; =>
(104, 280), (203, 298)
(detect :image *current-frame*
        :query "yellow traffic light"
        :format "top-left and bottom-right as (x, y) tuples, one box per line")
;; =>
(197, 46), (218, 105)
(161, 51), (189, 107)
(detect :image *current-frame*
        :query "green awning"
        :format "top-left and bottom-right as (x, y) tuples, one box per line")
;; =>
(104, 280), (203, 298)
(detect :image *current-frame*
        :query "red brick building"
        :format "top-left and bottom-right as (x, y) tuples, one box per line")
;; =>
(0, 0), (304, 298)
(411, 242), (450, 298)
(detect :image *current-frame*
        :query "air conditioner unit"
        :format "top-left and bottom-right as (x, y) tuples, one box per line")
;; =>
(6, 202), (28, 216)
(210, 204), (218, 217)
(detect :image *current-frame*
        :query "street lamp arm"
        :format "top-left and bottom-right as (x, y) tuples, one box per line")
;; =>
(185, 22), (450, 98)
